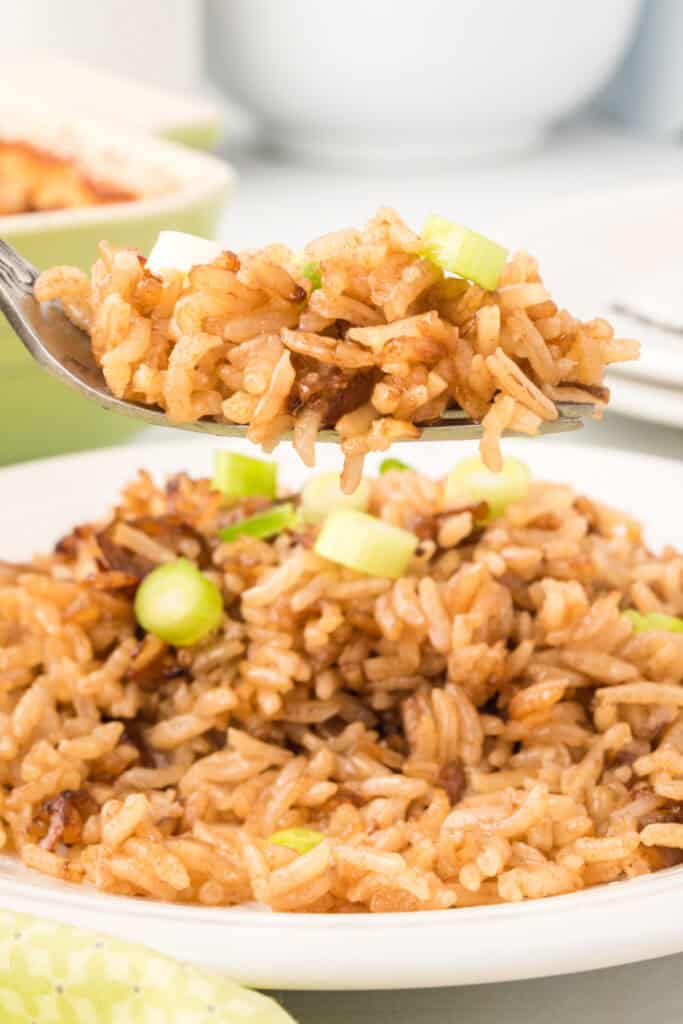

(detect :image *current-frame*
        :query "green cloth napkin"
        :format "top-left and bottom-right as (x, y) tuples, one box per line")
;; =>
(0, 909), (295, 1024)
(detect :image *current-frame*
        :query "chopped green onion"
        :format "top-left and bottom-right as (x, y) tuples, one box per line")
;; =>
(445, 455), (530, 519)
(267, 827), (324, 855)
(301, 471), (370, 524)
(420, 213), (508, 291)
(219, 502), (297, 542)
(300, 260), (322, 290)
(134, 558), (223, 647)
(212, 451), (277, 500)
(379, 458), (412, 475)
(292, 252), (322, 291)
(624, 610), (683, 634)
(315, 508), (418, 579)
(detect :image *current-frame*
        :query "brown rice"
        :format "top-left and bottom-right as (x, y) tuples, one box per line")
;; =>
(1, 462), (682, 912)
(34, 208), (639, 489)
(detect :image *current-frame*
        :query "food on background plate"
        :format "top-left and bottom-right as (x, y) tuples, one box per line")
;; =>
(34, 209), (639, 491)
(1, 451), (682, 914)
(0, 138), (136, 216)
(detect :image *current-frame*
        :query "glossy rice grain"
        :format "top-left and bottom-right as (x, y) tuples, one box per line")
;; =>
(1, 466), (682, 913)
(34, 209), (639, 488)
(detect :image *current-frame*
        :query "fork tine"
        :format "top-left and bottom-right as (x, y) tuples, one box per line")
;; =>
(439, 402), (595, 423)
(310, 404), (591, 444)
(0, 236), (594, 445)
(401, 401), (593, 441)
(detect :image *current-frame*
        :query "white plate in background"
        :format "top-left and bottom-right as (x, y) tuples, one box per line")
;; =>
(0, 438), (682, 990)
(498, 181), (683, 392)
(603, 375), (683, 431)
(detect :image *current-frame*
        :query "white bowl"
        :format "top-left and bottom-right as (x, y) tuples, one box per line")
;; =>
(206, 0), (642, 166)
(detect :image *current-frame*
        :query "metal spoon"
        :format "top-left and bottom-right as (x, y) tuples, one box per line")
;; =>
(0, 239), (593, 441)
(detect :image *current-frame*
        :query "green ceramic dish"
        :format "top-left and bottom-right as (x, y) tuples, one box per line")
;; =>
(160, 119), (224, 152)
(0, 114), (235, 465)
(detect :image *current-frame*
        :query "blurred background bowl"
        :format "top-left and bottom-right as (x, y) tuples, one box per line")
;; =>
(206, 0), (642, 166)
(1, 58), (225, 151)
(0, 111), (235, 465)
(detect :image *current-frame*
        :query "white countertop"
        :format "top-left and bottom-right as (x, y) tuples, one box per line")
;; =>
(138, 118), (683, 1022)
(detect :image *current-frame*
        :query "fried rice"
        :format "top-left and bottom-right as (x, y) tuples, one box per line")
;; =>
(33, 209), (639, 489)
(1, 461), (683, 914)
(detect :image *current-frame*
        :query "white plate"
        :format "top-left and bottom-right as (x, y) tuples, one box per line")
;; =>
(606, 375), (683, 431)
(1, 439), (682, 991)
(498, 181), (683, 391)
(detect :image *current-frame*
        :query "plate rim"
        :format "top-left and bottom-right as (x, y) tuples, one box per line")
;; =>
(1, 437), (683, 988)
(2, 431), (683, 481)
(1, 851), (683, 929)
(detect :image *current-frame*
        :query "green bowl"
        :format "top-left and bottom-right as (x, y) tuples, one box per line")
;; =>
(0, 120), (235, 465)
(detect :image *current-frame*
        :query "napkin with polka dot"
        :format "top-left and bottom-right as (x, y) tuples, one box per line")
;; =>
(0, 910), (295, 1023)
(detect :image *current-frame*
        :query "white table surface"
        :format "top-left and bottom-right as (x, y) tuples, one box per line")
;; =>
(136, 118), (683, 1021)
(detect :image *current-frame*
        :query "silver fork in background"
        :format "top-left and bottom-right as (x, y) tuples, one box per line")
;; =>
(0, 238), (595, 441)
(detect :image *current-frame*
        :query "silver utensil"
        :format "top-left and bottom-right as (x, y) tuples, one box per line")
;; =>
(611, 301), (683, 336)
(0, 239), (594, 441)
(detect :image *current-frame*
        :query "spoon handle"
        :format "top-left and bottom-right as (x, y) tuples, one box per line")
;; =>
(0, 240), (40, 342)
(0, 239), (38, 296)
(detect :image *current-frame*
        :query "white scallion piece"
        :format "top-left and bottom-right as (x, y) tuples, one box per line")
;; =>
(146, 231), (223, 276)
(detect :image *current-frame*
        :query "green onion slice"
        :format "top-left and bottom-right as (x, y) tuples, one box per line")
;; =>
(291, 252), (322, 291)
(420, 213), (508, 291)
(301, 471), (370, 524)
(624, 610), (683, 634)
(212, 451), (277, 500)
(219, 502), (297, 542)
(134, 558), (223, 647)
(445, 455), (530, 519)
(379, 457), (412, 475)
(315, 508), (418, 579)
(267, 828), (324, 855)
